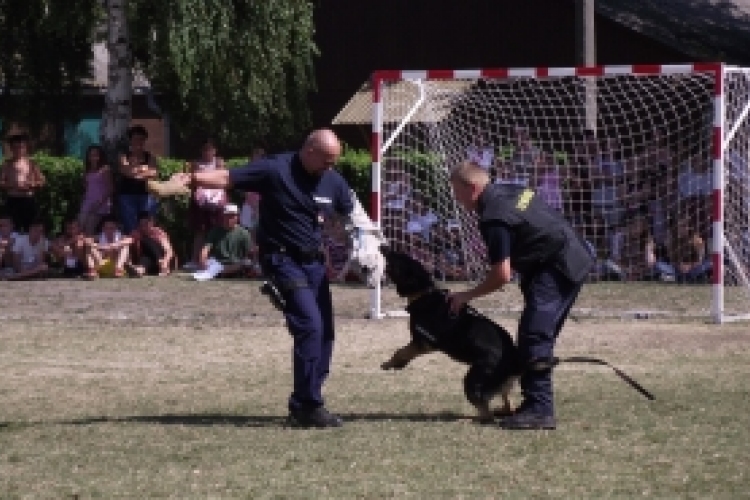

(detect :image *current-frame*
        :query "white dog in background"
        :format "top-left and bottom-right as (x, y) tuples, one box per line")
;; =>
(336, 190), (387, 288)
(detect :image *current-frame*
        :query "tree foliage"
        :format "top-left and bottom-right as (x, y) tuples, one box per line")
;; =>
(0, 0), (99, 136)
(1, 0), (317, 150)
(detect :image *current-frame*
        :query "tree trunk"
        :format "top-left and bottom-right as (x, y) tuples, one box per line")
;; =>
(100, 0), (132, 164)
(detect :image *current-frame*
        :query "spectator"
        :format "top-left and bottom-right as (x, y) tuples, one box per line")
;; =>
(677, 150), (711, 237)
(603, 212), (673, 281)
(533, 152), (564, 212)
(192, 204), (254, 281)
(240, 190), (261, 236)
(0, 213), (18, 275)
(128, 211), (175, 277)
(565, 131), (594, 226)
(383, 162), (412, 211)
(83, 215), (133, 279)
(404, 195), (439, 243)
(591, 138), (625, 227)
(572, 128), (599, 165)
(239, 147), (267, 239)
(118, 125), (159, 234)
(184, 137), (228, 271)
(3, 219), (50, 281)
(322, 216), (355, 282)
(466, 130), (495, 169)
(78, 145), (113, 235)
(670, 218), (711, 284)
(0, 133), (46, 232)
(510, 127), (542, 176)
(435, 224), (467, 281)
(51, 219), (88, 278)
(382, 161), (412, 243)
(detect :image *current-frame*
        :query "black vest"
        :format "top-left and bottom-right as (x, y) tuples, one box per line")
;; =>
(477, 183), (594, 283)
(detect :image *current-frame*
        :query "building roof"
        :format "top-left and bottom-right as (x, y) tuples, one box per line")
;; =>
(332, 79), (473, 125)
(597, 0), (750, 64)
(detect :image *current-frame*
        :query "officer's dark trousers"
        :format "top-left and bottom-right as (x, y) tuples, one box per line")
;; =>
(263, 254), (335, 412)
(518, 266), (583, 416)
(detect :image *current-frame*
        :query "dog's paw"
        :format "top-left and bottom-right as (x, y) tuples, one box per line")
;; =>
(492, 406), (515, 418)
(474, 415), (497, 425)
(381, 360), (406, 370)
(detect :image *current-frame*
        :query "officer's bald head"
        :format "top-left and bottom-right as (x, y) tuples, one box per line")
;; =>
(300, 129), (342, 176)
(449, 161), (489, 211)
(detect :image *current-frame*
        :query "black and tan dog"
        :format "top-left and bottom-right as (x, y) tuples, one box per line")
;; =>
(380, 246), (522, 422)
(380, 247), (656, 421)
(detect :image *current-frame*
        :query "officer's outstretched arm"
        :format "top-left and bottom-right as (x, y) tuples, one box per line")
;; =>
(191, 169), (231, 189)
(469, 259), (512, 298)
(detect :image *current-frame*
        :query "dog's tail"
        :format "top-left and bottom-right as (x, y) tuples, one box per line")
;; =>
(550, 356), (656, 400)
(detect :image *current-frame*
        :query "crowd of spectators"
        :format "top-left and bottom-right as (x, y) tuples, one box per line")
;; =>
(0, 123), (731, 285)
(382, 125), (718, 284)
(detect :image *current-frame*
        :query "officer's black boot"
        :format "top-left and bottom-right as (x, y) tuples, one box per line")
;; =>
(288, 406), (343, 429)
(500, 362), (556, 430)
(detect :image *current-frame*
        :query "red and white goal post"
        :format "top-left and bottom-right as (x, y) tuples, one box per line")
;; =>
(368, 63), (750, 323)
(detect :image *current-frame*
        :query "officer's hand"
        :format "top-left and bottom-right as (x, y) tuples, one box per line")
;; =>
(447, 291), (472, 315)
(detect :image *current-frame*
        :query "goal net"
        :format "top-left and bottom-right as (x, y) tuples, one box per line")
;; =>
(369, 64), (750, 323)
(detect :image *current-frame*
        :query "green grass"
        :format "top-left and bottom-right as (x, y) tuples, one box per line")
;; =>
(1, 279), (749, 498)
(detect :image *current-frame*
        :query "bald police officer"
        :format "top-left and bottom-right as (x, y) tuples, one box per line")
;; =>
(447, 161), (594, 430)
(170, 129), (353, 428)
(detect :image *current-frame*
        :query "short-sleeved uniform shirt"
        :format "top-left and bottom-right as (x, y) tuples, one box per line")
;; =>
(478, 221), (512, 266)
(205, 224), (252, 264)
(229, 152), (353, 252)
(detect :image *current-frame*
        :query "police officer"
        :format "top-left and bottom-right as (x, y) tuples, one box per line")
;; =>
(170, 129), (354, 428)
(447, 161), (594, 430)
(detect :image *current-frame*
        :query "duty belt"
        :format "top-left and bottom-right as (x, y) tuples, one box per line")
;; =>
(261, 245), (325, 264)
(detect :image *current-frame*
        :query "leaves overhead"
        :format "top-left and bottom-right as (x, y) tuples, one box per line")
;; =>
(1, 0), (317, 149)
(0, 0), (99, 135)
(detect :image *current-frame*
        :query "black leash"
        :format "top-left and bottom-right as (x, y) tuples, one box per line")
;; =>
(553, 356), (656, 400)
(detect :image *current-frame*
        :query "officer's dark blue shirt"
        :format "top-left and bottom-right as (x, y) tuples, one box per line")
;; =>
(479, 222), (512, 266)
(229, 152), (353, 251)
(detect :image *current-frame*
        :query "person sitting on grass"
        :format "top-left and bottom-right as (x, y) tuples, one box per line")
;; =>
(322, 215), (358, 283)
(192, 204), (255, 281)
(128, 211), (175, 277)
(3, 219), (50, 281)
(0, 213), (19, 275)
(83, 215), (133, 279)
(51, 219), (88, 278)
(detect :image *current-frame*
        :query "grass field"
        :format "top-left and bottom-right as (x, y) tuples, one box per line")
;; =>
(1, 277), (749, 499)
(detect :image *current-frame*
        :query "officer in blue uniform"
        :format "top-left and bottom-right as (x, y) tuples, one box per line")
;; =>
(172, 129), (354, 428)
(447, 161), (594, 430)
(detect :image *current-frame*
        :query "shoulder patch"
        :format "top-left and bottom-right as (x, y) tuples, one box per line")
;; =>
(516, 188), (534, 211)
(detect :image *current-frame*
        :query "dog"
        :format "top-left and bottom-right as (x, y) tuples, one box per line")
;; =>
(379, 245), (523, 422)
(379, 247), (656, 421)
(334, 190), (386, 288)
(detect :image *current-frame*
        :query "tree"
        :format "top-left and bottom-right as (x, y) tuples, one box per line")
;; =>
(0, 0), (99, 145)
(130, 0), (317, 150)
(100, 0), (132, 161)
(2, 0), (317, 154)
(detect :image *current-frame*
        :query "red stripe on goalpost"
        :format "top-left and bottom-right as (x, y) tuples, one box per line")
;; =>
(372, 70), (401, 83)
(575, 66), (605, 77)
(426, 69), (455, 79)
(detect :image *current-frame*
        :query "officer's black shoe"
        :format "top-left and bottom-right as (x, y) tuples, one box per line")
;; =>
(499, 411), (556, 430)
(288, 407), (344, 429)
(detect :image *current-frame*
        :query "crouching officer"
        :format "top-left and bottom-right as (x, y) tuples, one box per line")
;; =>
(168, 129), (354, 428)
(447, 161), (594, 430)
